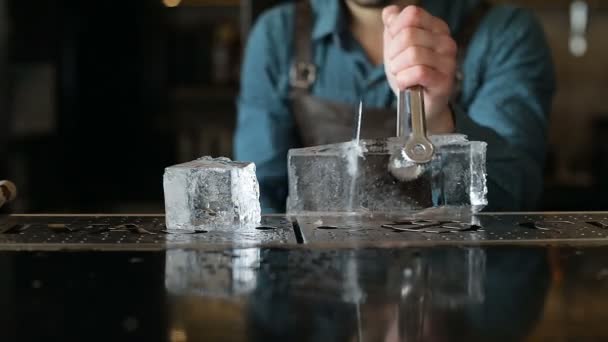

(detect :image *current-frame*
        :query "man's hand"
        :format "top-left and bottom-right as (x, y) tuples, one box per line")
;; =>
(383, 5), (457, 133)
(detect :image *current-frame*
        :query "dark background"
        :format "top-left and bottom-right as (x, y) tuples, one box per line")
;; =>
(0, 0), (606, 213)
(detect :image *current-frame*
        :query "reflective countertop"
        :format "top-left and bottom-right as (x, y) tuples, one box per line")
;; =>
(1, 213), (608, 341)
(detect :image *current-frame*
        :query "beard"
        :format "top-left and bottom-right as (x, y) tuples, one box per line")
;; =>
(347, 0), (393, 8)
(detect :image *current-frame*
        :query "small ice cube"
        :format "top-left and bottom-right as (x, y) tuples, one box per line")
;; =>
(163, 156), (261, 230)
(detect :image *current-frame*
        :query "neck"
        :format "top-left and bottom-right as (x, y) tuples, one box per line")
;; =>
(345, 0), (415, 33)
(345, 0), (415, 65)
(345, 3), (383, 35)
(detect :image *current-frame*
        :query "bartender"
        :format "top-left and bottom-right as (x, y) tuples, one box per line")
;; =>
(234, 0), (555, 213)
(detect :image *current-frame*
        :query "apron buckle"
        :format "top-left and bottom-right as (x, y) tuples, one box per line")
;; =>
(289, 62), (316, 89)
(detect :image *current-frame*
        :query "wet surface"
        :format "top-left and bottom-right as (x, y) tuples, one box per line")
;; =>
(2, 213), (608, 341)
(1, 245), (608, 341)
(0, 215), (296, 249)
(294, 213), (608, 245)
(4, 213), (608, 250)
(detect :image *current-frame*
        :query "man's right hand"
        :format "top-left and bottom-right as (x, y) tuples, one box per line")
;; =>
(382, 5), (457, 133)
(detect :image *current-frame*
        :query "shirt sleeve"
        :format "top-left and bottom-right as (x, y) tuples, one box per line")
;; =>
(233, 8), (296, 213)
(455, 7), (556, 211)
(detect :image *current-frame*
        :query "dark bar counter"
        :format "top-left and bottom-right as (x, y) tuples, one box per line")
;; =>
(1, 213), (608, 341)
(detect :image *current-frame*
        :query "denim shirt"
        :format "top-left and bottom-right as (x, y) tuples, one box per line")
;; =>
(234, 0), (556, 213)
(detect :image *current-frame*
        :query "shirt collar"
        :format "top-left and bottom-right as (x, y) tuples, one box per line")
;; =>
(310, 0), (344, 41)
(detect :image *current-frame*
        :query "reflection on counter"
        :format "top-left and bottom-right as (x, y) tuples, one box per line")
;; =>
(166, 246), (549, 342)
(3, 245), (608, 340)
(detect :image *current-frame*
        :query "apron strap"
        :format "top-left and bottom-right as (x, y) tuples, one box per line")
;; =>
(289, 0), (316, 95)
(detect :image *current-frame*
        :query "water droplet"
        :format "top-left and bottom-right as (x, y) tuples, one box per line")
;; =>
(255, 226), (278, 230)
(317, 226), (339, 230)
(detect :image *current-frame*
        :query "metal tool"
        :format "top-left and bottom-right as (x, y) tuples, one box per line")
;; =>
(396, 87), (407, 137)
(388, 87), (435, 182)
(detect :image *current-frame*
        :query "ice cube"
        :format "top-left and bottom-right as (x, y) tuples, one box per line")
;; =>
(163, 156), (261, 230)
(287, 135), (487, 214)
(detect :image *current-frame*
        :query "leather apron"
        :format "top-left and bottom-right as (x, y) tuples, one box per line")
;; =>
(289, 0), (491, 147)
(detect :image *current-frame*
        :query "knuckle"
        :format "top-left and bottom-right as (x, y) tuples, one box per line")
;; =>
(444, 65), (456, 79)
(407, 46), (425, 65)
(441, 55), (456, 72)
(406, 47), (420, 64)
(396, 71), (408, 85)
(399, 75), (410, 89)
(445, 76), (455, 89)
(383, 6), (400, 24)
(402, 28), (416, 46)
(441, 21), (451, 34)
(404, 5), (419, 17)
(447, 59), (457, 74)
(389, 62), (398, 75)
(403, 6), (419, 25)
(382, 6), (394, 21)
(394, 74), (404, 88)
(444, 36), (458, 56)
(413, 66), (428, 82)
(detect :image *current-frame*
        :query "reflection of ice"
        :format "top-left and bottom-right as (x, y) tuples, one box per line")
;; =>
(466, 248), (486, 303)
(402, 248), (486, 308)
(232, 248), (260, 294)
(342, 251), (365, 304)
(165, 248), (260, 298)
(342, 250), (365, 342)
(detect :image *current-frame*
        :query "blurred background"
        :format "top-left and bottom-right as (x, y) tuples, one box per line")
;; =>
(0, 0), (605, 213)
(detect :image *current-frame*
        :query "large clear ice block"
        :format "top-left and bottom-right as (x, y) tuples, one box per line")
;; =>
(287, 135), (487, 214)
(163, 157), (261, 230)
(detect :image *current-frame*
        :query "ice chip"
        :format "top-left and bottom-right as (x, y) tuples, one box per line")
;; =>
(163, 156), (261, 230)
(287, 135), (487, 214)
(342, 140), (368, 177)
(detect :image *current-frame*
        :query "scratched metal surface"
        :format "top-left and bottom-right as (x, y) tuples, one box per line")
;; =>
(1, 212), (608, 250)
(294, 212), (608, 245)
(0, 215), (296, 250)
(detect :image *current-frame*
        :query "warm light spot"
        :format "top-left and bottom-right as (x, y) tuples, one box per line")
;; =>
(163, 0), (181, 7)
(170, 329), (187, 342)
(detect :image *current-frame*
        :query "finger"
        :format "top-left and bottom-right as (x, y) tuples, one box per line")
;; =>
(386, 28), (457, 60)
(389, 46), (456, 77)
(382, 5), (400, 26)
(394, 65), (453, 92)
(383, 27), (392, 65)
(388, 6), (450, 37)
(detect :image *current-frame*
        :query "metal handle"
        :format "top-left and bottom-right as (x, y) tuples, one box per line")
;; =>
(404, 86), (435, 163)
(409, 86), (427, 139)
(397, 90), (409, 138)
